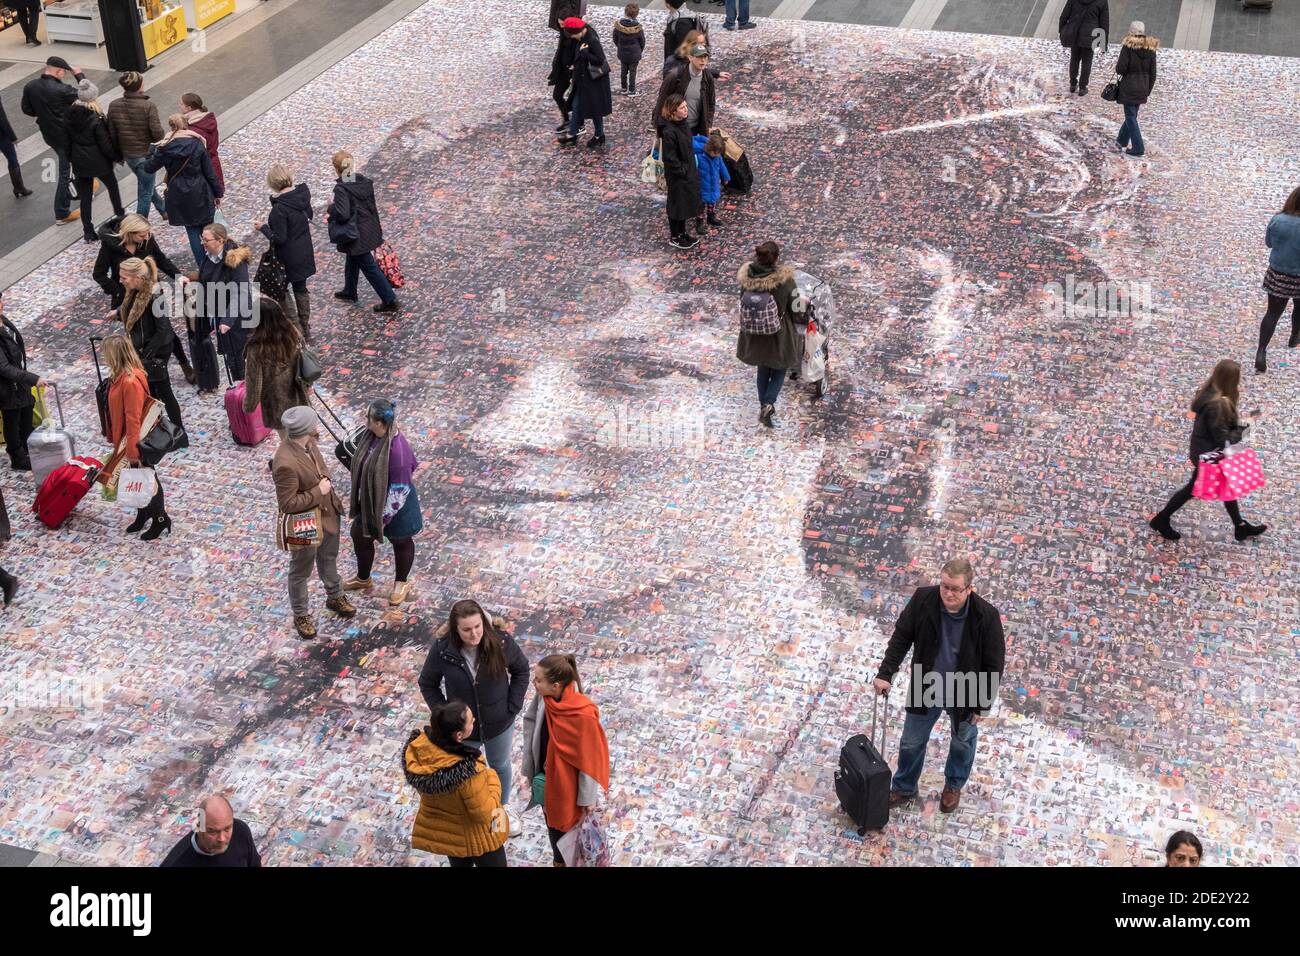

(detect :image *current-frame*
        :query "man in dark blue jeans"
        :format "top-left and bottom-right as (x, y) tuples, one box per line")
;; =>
(20, 56), (85, 225)
(873, 558), (1006, 814)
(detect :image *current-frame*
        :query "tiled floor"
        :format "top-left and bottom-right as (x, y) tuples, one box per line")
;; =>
(1210, 1), (1300, 57)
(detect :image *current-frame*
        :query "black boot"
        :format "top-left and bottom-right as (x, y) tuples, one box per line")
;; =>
(0, 569), (16, 607)
(1255, 347), (1267, 374)
(294, 289), (313, 343)
(1234, 521), (1267, 541)
(1148, 514), (1180, 541)
(140, 512), (172, 541)
(1288, 323), (1300, 348)
(126, 509), (151, 534)
(707, 210), (722, 227)
(10, 167), (33, 198)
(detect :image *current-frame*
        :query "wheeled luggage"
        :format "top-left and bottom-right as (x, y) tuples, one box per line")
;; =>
(218, 326), (272, 446)
(834, 693), (892, 834)
(90, 336), (112, 440)
(26, 383), (76, 489)
(313, 387), (365, 469)
(191, 324), (220, 393)
(33, 455), (102, 529)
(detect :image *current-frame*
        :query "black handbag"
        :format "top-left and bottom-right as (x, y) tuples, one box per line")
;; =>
(327, 203), (360, 247)
(254, 246), (288, 303)
(1101, 80), (1119, 102)
(587, 61), (606, 80)
(138, 412), (186, 467)
(297, 347), (323, 386)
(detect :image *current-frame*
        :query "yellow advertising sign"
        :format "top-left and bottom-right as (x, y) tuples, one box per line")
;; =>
(141, 5), (189, 59)
(195, 0), (236, 29)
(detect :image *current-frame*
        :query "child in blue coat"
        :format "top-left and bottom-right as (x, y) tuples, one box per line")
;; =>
(692, 131), (729, 235)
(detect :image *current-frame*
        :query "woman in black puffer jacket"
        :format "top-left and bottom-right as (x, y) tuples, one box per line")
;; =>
(1113, 22), (1157, 157)
(1149, 359), (1265, 543)
(66, 81), (124, 243)
(417, 600), (530, 802)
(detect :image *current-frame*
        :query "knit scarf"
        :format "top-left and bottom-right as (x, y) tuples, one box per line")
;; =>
(350, 426), (392, 538)
(542, 684), (611, 833)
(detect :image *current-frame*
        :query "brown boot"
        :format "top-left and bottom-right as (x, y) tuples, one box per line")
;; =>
(939, 786), (961, 813)
(888, 791), (915, 809)
(293, 289), (312, 343)
(294, 615), (317, 640)
(326, 594), (356, 618)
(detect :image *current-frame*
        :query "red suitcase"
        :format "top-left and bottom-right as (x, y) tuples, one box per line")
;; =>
(33, 456), (102, 529)
(218, 328), (272, 446)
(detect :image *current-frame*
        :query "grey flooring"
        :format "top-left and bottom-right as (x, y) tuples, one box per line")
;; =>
(1211, 1), (1300, 57)
(805, 0), (918, 27)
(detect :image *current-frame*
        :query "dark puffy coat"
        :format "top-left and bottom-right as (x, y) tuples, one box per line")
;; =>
(735, 262), (799, 370)
(196, 241), (253, 338)
(417, 621), (531, 742)
(65, 104), (120, 180)
(1115, 34), (1158, 105)
(0, 99), (17, 145)
(570, 29), (613, 121)
(0, 316), (38, 412)
(106, 91), (165, 161)
(93, 219), (181, 308)
(329, 176), (384, 257)
(184, 111), (224, 190)
(119, 289), (175, 383)
(20, 71), (84, 150)
(142, 133), (223, 228)
(661, 118), (702, 221)
(259, 184), (317, 284)
(1058, 0), (1108, 49)
(1188, 388), (1245, 464)
(875, 586), (1007, 725)
(547, 0), (584, 31)
(654, 62), (716, 135)
(549, 33), (579, 92)
(612, 18), (645, 64)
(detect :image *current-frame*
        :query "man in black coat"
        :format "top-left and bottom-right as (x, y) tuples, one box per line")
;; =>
(20, 56), (86, 224)
(160, 795), (262, 867)
(872, 558), (1006, 814)
(0, 292), (50, 472)
(14, 0), (43, 46)
(653, 42), (718, 136)
(1058, 0), (1109, 95)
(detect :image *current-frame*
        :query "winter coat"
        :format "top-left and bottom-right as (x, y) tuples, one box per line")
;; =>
(547, 0), (585, 31)
(661, 119), (702, 221)
(612, 18), (645, 65)
(1188, 388), (1246, 464)
(118, 288), (175, 383)
(0, 99), (17, 145)
(142, 133), (223, 228)
(106, 91), (165, 161)
(93, 219), (181, 308)
(875, 586), (1007, 725)
(654, 62), (716, 136)
(195, 240), (253, 337)
(183, 110), (224, 190)
(20, 71), (85, 150)
(243, 340), (308, 430)
(65, 104), (120, 180)
(258, 184), (317, 284)
(570, 29), (613, 121)
(329, 176), (384, 257)
(0, 316), (38, 412)
(1058, 0), (1108, 50)
(519, 689), (609, 830)
(417, 619), (531, 743)
(271, 437), (343, 535)
(1265, 213), (1300, 277)
(693, 135), (730, 205)
(1115, 34), (1158, 105)
(403, 730), (506, 859)
(735, 262), (799, 370)
(548, 33), (580, 90)
(107, 368), (151, 464)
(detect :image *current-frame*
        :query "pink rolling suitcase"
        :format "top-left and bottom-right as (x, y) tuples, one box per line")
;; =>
(218, 327), (272, 446)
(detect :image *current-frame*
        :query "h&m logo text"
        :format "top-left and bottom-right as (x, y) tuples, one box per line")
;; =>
(50, 886), (151, 937)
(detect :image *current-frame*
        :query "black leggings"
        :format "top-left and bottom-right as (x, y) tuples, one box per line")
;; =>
(446, 846), (506, 867)
(134, 471), (165, 522)
(76, 175), (124, 239)
(552, 83), (569, 119)
(1157, 467), (1242, 526)
(1256, 294), (1300, 350)
(148, 375), (184, 431)
(668, 215), (687, 239)
(352, 531), (415, 582)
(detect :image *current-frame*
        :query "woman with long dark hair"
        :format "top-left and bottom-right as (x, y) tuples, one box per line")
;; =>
(1149, 359), (1266, 542)
(521, 653), (610, 866)
(1254, 185), (1300, 373)
(403, 700), (509, 867)
(417, 600), (530, 800)
(242, 295), (308, 439)
(343, 398), (422, 606)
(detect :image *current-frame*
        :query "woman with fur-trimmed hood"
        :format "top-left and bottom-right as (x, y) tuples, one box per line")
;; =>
(1113, 22), (1158, 157)
(192, 222), (253, 385)
(736, 241), (799, 428)
(404, 701), (509, 867)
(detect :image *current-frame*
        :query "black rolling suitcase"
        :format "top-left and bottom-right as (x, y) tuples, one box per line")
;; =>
(190, 324), (220, 393)
(835, 694), (892, 834)
(89, 336), (112, 441)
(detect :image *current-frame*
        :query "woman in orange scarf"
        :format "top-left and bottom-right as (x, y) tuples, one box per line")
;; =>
(522, 653), (610, 866)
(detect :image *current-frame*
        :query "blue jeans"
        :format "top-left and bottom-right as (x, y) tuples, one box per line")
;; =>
(1117, 103), (1144, 156)
(725, 0), (751, 27)
(466, 726), (515, 801)
(568, 93), (605, 139)
(342, 251), (396, 304)
(126, 156), (167, 219)
(891, 707), (979, 795)
(184, 225), (206, 267)
(53, 146), (72, 220)
(756, 365), (785, 407)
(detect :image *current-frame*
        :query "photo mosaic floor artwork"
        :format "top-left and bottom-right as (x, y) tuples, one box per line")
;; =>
(0, 0), (1297, 865)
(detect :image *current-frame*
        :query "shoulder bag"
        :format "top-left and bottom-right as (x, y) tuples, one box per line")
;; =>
(297, 346), (323, 386)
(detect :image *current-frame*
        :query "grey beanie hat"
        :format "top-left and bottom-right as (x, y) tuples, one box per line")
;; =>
(1129, 20), (1145, 34)
(280, 406), (319, 438)
(77, 79), (100, 103)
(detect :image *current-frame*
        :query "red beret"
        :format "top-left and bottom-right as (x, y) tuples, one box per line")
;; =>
(561, 16), (586, 29)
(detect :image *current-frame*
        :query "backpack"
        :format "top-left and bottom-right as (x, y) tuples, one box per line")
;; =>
(739, 288), (780, 335)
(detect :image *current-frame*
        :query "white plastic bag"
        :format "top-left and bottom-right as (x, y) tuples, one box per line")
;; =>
(117, 468), (157, 509)
(801, 321), (827, 382)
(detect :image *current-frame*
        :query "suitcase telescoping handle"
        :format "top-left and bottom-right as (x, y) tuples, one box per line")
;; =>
(44, 381), (67, 430)
(871, 689), (887, 756)
(89, 335), (105, 386)
(311, 386), (346, 445)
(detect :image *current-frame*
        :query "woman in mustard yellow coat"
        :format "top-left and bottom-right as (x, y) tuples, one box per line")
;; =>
(404, 701), (509, 867)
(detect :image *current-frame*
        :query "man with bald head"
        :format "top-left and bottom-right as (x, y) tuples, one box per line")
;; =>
(160, 794), (262, 867)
